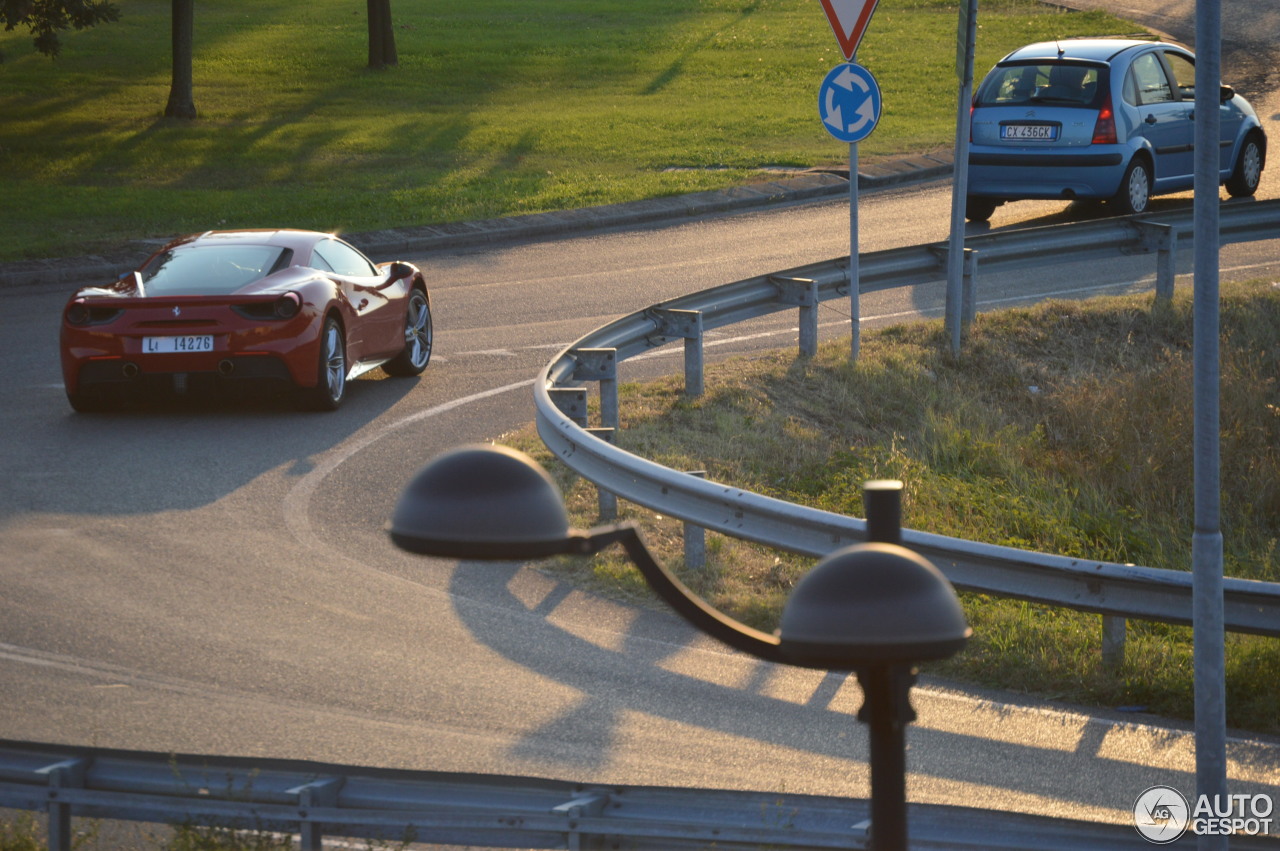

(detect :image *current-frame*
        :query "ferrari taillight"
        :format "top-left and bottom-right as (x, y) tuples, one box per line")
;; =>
(65, 301), (91, 326)
(65, 299), (121, 326)
(1091, 94), (1117, 145)
(234, 293), (302, 321)
(274, 292), (302, 319)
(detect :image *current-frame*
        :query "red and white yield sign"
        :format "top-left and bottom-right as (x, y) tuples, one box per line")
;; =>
(818, 0), (881, 60)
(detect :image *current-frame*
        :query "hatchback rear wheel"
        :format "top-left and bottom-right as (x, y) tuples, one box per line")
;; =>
(965, 196), (998, 223)
(1112, 157), (1151, 215)
(1225, 134), (1264, 198)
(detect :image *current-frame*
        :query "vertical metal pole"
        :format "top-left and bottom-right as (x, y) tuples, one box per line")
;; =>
(1192, 0), (1227, 845)
(1101, 615), (1127, 671)
(864, 480), (903, 545)
(600, 374), (619, 431)
(849, 139), (860, 362)
(683, 470), (707, 569)
(961, 248), (978, 329)
(858, 665), (915, 851)
(799, 292), (819, 357)
(586, 428), (618, 521)
(683, 320), (704, 398)
(946, 0), (978, 357)
(1154, 224), (1178, 305)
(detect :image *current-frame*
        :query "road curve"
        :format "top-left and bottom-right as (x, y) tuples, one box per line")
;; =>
(2, 0), (1279, 839)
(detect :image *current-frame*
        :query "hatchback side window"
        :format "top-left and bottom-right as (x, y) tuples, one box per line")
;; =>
(1163, 52), (1195, 99)
(312, 239), (378, 277)
(1128, 53), (1174, 105)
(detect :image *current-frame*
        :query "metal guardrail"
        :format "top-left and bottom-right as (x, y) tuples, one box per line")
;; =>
(5, 207), (1278, 851)
(12, 740), (1278, 851)
(535, 200), (1280, 640)
(1, 739), (1190, 851)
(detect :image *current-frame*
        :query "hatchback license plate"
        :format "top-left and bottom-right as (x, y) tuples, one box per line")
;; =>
(143, 335), (215, 354)
(1002, 124), (1058, 141)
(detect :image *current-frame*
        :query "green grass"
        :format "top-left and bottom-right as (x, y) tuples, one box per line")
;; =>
(512, 280), (1280, 733)
(0, 0), (1132, 260)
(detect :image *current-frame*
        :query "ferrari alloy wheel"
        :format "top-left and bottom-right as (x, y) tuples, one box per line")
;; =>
(384, 288), (433, 377)
(304, 316), (347, 411)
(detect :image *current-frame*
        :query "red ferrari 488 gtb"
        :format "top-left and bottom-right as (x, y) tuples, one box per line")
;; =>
(60, 229), (433, 412)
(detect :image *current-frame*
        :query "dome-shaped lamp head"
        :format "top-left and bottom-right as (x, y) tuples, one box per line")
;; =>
(778, 543), (971, 669)
(389, 444), (578, 559)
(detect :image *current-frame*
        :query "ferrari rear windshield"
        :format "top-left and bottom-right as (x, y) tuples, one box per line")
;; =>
(139, 245), (291, 295)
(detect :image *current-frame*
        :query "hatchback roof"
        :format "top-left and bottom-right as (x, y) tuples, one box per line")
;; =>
(1000, 38), (1163, 65)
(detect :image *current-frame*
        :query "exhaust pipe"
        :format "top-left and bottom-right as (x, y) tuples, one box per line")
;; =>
(218, 359), (235, 376)
(122, 362), (140, 379)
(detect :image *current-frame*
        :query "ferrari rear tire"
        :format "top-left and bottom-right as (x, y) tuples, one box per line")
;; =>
(383, 288), (432, 377)
(302, 316), (347, 411)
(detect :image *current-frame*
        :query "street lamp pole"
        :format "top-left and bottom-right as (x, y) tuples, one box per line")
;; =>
(390, 445), (970, 851)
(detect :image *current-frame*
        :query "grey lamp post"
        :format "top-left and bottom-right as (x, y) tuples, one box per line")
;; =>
(390, 444), (970, 851)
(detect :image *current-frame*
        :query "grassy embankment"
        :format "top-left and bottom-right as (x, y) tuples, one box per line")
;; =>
(515, 282), (1280, 734)
(0, 0), (1130, 261)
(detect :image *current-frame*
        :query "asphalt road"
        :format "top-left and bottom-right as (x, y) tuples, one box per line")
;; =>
(2, 0), (1279, 840)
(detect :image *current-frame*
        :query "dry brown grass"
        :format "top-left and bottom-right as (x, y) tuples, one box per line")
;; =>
(513, 279), (1280, 731)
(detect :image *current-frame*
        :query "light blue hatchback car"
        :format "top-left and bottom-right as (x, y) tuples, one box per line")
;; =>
(966, 39), (1267, 221)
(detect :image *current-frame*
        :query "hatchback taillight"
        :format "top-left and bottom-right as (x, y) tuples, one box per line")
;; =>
(1091, 94), (1117, 145)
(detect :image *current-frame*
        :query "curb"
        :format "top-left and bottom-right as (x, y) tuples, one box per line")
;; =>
(1, 152), (954, 291)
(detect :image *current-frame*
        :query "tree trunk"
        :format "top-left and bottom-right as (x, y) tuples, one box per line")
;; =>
(367, 0), (397, 69)
(164, 0), (196, 118)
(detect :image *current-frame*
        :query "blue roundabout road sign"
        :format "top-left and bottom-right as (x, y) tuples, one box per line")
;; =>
(818, 62), (881, 144)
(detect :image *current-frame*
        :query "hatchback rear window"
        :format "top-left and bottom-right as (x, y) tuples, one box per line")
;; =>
(975, 62), (1105, 108)
(139, 245), (290, 295)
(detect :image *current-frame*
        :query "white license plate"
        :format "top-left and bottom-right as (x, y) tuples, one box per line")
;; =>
(1001, 124), (1058, 141)
(143, 335), (215, 354)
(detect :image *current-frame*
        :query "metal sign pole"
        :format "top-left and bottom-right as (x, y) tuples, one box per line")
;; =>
(815, 0), (880, 364)
(818, 58), (878, 361)
(945, 0), (978, 357)
(850, 139), (860, 361)
(1192, 0), (1227, 845)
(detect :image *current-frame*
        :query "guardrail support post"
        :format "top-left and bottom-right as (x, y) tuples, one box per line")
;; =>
(36, 758), (87, 851)
(287, 777), (344, 851)
(962, 248), (978, 330)
(649, 308), (705, 397)
(573, 348), (619, 430)
(587, 427), (618, 520)
(1132, 221), (1177, 304)
(684, 471), (707, 569)
(1101, 615), (1126, 671)
(549, 387), (589, 427)
(552, 790), (609, 851)
(1154, 226), (1177, 305)
(771, 276), (820, 358)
